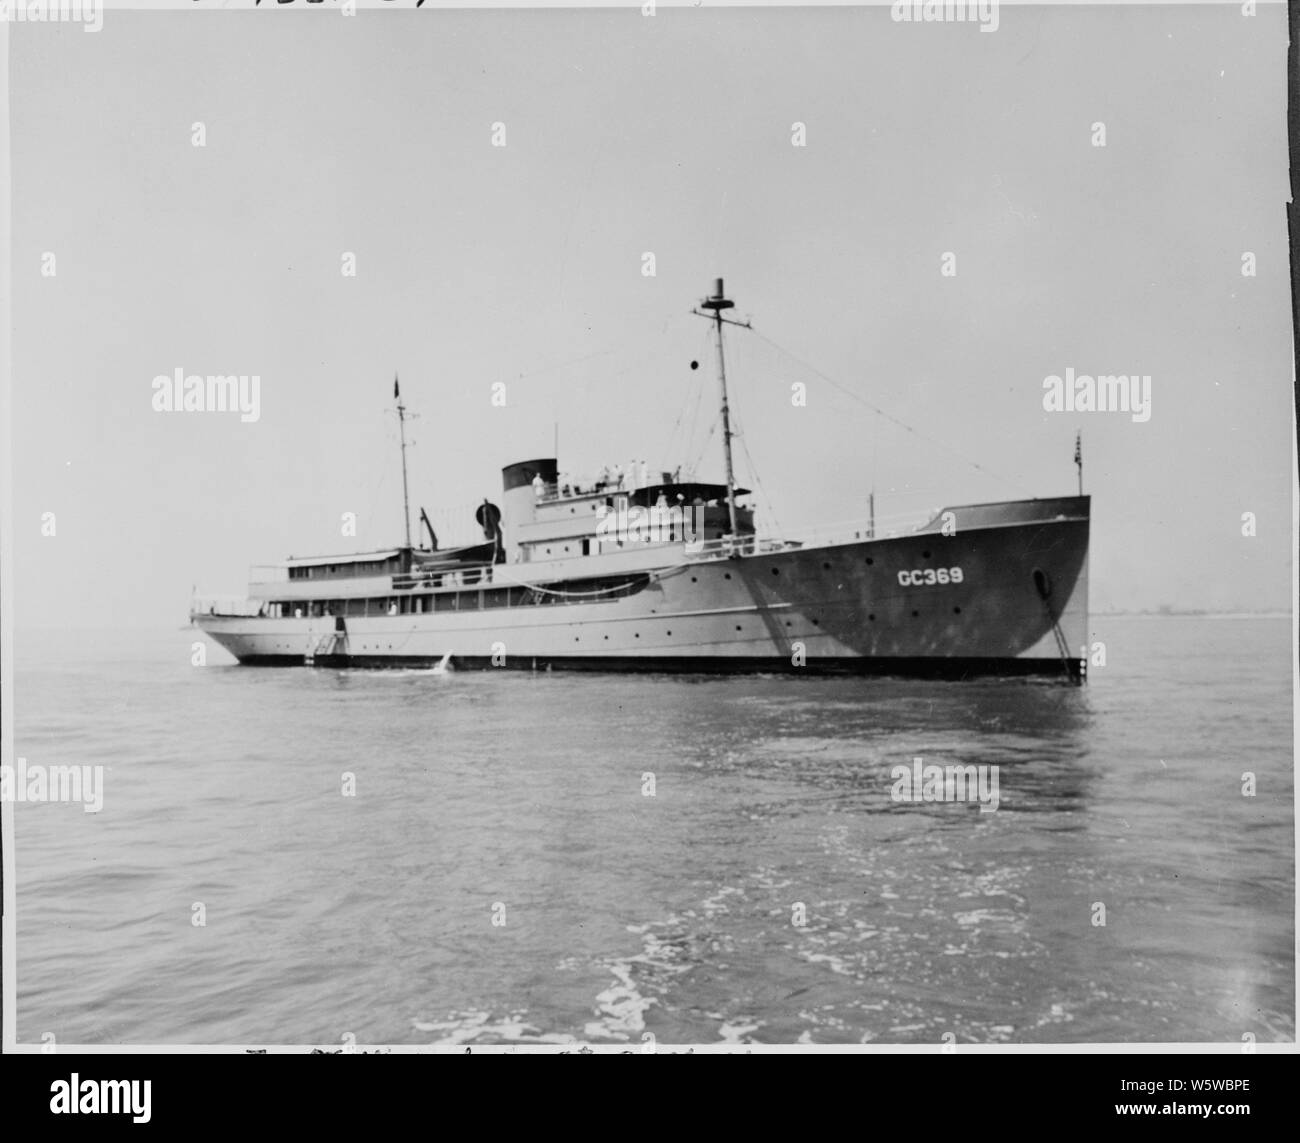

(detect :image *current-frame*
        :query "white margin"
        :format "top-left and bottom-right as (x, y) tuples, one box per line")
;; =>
(0, 0), (1295, 1057)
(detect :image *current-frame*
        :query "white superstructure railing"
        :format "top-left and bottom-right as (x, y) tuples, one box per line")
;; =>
(190, 595), (267, 618)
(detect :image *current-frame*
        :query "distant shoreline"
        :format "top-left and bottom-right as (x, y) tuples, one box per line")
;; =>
(1092, 611), (1291, 619)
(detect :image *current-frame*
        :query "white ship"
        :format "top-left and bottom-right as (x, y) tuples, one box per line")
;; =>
(192, 281), (1090, 680)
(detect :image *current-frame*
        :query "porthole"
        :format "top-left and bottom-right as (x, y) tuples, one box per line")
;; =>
(911, 611), (919, 618)
(953, 606), (962, 614)
(771, 567), (780, 576)
(866, 557), (874, 566)
(922, 550), (931, 559)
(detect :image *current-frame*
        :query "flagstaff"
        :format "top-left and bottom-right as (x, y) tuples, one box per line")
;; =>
(395, 373), (413, 550)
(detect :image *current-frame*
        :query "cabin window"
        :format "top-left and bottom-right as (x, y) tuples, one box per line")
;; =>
(434, 593), (457, 613)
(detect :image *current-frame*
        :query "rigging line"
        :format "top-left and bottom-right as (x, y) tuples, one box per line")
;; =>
(359, 414), (400, 542)
(688, 415), (721, 477)
(730, 405), (781, 536)
(746, 327), (1024, 491)
(682, 369), (709, 463)
(661, 324), (716, 463)
(678, 324), (717, 473)
(678, 356), (711, 471)
(510, 346), (619, 385)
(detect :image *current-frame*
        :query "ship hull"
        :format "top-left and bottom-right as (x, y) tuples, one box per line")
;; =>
(195, 496), (1090, 681)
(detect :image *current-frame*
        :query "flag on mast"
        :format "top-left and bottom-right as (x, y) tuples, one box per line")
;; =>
(1074, 431), (1081, 466)
(394, 373), (400, 400)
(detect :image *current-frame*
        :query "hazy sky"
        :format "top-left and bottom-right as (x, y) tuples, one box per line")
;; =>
(9, 3), (1295, 628)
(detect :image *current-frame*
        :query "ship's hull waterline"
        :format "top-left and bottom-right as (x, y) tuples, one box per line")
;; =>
(195, 497), (1090, 682)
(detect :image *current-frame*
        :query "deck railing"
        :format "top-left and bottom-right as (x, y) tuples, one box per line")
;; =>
(684, 509), (938, 561)
(392, 563), (499, 590)
(190, 595), (267, 618)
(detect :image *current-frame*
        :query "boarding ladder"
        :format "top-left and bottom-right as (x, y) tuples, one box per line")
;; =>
(304, 629), (345, 666)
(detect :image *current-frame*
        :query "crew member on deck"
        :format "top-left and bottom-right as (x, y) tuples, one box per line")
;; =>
(532, 472), (545, 500)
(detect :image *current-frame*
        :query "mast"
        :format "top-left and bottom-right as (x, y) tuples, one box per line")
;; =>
(694, 278), (749, 536)
(395, 373), (413, 550)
